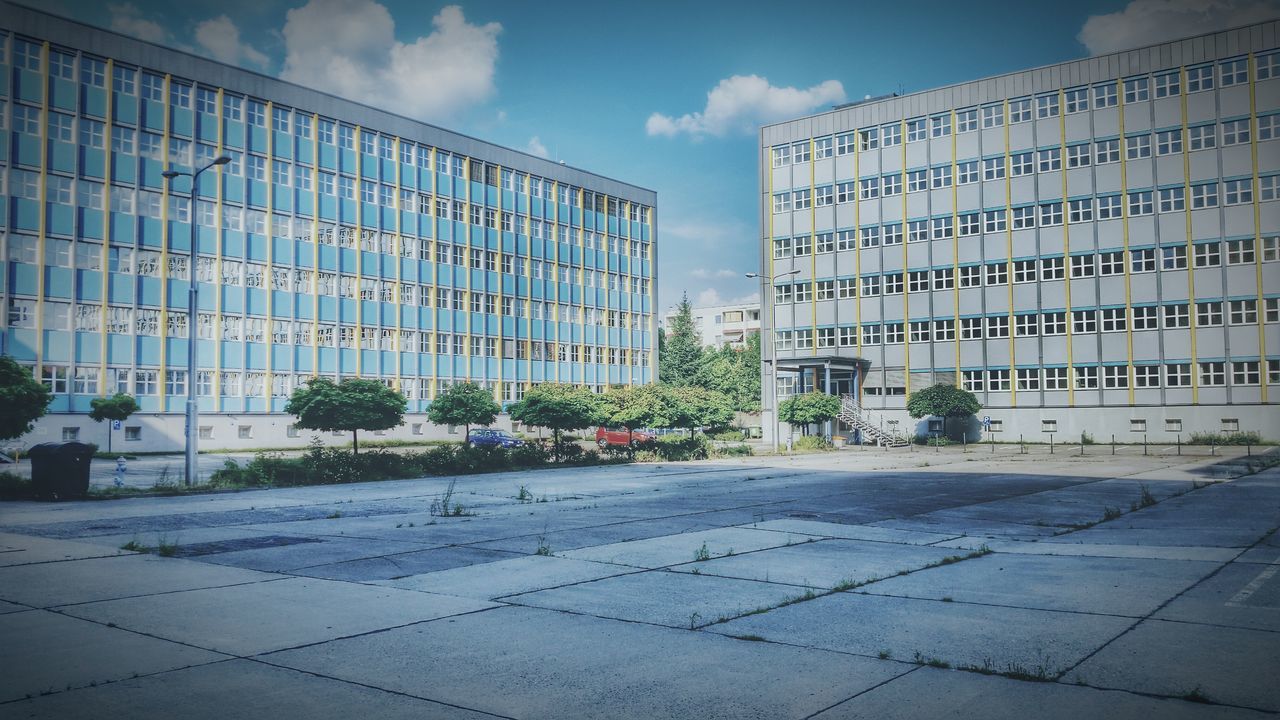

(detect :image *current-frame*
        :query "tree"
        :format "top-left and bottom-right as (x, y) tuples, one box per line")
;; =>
(777, 392), (841, 436)
(427, 382), (500, 439)
(602, 384), (670, 449)
(284, 377), (407, 454)
(509, 384), (606, 457)
(660, 385), (735, 435)
(906, 384), (982, 438)
(659, 293), (703, 386)
(0, 355), (52, 442)
(89, 393), (140, 454)
(693, 332), (762, 413)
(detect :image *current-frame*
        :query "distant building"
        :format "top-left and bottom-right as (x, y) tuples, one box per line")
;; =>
(664, 302), (760, 348)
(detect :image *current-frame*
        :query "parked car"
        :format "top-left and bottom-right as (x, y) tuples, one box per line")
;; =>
(465, 428), (525, 448)
(595, 426), (657, 449)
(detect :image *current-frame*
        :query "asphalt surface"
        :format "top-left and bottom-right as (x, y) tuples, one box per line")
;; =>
(0, 448), (1276, 719)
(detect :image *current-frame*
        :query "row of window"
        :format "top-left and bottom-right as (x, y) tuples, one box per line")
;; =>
(7, 297), (651, 336)
(33, 365), (647, 400)
(774, 299), (1279, 348)
(957, 361), (1278, 392)
(6, 237), (653, 297)
(775, 121), (1275, 205)
(2, 36), (651, 222)
(774, 169), (1278, 215)
(770, 52), (1280, 166)
(772, 240), (1278, 302)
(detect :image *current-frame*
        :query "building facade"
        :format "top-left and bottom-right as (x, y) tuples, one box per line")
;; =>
(663, 301), (761, 348)
(0, 3), (657, 452)
(760, 22), (1280, 443)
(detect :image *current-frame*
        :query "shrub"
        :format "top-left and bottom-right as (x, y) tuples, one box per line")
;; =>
(913, 436), (952, 447)
(1188, 431), (1263, 446)
(710, 429), (745, 442)
(652, 434), (711, 461)
(792, 436), (833, 451)
(713, 444), (753, 457)
(0, 470), (32, 499)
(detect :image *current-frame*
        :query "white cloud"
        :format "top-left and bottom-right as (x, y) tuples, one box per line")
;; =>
(525, 136), (549, 158)
(195, 16), (269, 69)
(108, 3), (169, 43)
(691, 268), (739, 279)
(1078, 0), (1280, 55)
(280, 0), (502, 122)
(661, 218), (752, 244)
(693, 288), (760, 307)
(647, 74), (845, 138)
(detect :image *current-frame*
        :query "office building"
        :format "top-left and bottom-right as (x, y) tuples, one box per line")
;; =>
(663, 301), (761, 348)
(0, 3), (657, 451)
(759, 22), (1280, 443)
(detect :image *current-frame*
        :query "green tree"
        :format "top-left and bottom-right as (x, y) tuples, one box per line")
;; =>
(906, 384), (982, 438)
(509, 384), (607, 458)
(427, 382), (501, 439)
(777, 392), (841, 436)
(284, 377), (407, 454)
(660, 385), (735, 435)
(694, 332), (762, 413)
(88, 393), (140, 454)
(602, 384), (670, 449)
(0, 355), (52, 441)
(659, 293), (703, 386)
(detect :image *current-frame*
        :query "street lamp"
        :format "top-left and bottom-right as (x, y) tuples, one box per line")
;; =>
(746, 269), (801, 452)
(162, 155), (230, 486)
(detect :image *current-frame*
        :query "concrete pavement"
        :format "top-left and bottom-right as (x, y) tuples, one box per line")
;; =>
(0, 449), (1277, 718)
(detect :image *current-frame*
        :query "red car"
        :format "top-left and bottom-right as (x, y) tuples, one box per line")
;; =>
(595, 426), (657, 448)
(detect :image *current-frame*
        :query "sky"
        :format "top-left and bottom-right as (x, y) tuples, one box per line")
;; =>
(39, 0), (1280, 313)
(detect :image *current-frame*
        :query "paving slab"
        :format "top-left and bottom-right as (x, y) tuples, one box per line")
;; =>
(669, 539), (964, 589)
(0, 609), (225, 703)
(859, 553), (1217, 616)
(378, 555), (634, 599)
(5, 659), (500, 720)
(265, 605), (910, 720)
(71, 525), (288, 551)
(712, 592), (1132, 675)
(1065, 619), (1280, 712)
(1154, 561), (1280, 631)
(195, 536), (431, 572)
(0, 554), (275, 608)
(933, 537), (1239, 562)
(868, 515), (1058, 539)
(508, 568), (803, 628)
(744, 519), (961, 545)
(1233, 544), (1280, 565)
(288, 545), (518, 581)
(466, 515), (732, 554)
(814, 665), (1272, 720)
(0, 532), (130, 567)
(58, 577), (497, 656)
(560, 526), (809, 568)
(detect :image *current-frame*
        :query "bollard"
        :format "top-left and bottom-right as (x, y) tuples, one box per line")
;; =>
(1177, 434), (1181, 455)
(1211, 437), (1216, 456)
(1050, 436), (1054, 454)
(1111, 434), (1115, 456)
(962, 436), (966, 453)
(1020, 434), (1025, 455)
(1143, 434), (1148, 456)
(1247, 442), (1252, 457)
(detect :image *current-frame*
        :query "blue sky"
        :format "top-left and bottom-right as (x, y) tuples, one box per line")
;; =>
(47, 0), (1280, 312)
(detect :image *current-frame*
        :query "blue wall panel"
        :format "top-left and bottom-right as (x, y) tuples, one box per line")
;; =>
(44, 267), (73, 299)
(246, 344), (266, 370)
(220, 342), (243, 368)
(105, 335), (131, 363)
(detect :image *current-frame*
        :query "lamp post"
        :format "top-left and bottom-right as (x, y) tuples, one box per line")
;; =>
(162, 155), (230, 486)
(746, 269), (800, 452)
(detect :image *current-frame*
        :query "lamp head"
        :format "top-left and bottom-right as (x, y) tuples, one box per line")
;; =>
(161, 170), (181, 180)
(744, 272), (760, 278)
(212, 155), (231, 166)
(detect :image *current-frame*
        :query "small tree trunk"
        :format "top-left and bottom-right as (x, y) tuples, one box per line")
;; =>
(553, 429), (560, 462)
(352, 430), (359, 455)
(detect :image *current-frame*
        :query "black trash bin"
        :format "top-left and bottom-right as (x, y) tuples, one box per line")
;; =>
(28, 442), (95, 500)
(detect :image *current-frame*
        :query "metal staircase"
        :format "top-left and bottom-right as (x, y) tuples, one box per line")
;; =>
(838, 394), (910, 447)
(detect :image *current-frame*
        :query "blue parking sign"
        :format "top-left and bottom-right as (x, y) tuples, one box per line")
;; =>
(111, 420), (122, 431)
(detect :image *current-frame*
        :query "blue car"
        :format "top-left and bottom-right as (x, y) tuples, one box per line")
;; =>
(465, 428), (525, 448)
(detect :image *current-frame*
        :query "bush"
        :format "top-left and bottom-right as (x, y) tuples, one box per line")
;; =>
(0, 470), (32, 500)
(713, 444), (754, 457)
(1188, 431), (1263, 446)
(792, 436), (834, 451)
(710, 429), (745, 442)
(913, 436), (952, 447)
(654, 434), (710, 461)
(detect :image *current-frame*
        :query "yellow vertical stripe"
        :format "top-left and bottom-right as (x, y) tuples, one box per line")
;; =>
(1060, 89), (1075, 406)
(1179, 68), (1200, 403)
(1117, 79), (1136, 405)
(1248, 53), (1269, 403)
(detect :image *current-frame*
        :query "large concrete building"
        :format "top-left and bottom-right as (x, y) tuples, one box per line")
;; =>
(759, 22), (1280, 443)
(0, 2), (657, 452)
(663, 301), (761, 348)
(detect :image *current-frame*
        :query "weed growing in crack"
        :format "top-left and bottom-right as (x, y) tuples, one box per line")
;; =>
(1138, 483), (1157, 508)
(878, 649), (893, 660)
(1182, 687), (1212, 704)
(1102, 506), (1123, 521)
(155, 535), (179, 557)
(913, 651), (950, 669)
(693, 542), (711, 562)
(120, 539), (148, 553)
(325, 511), (343, 519)
(732, 634), (766, 642)
(517, 485), (533, 503)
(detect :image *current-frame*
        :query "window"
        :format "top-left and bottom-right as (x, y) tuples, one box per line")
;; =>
(907, 118), (927, 141)
(1126, 134), (1151, 159)
(860, 177), (880, 200)
(930, 165), (951, 189)
(1224, 179), (1252, 205)
(959, 213), (980, 236)
(1191, 183), (1219, 209)
(958, 265), (982, 287)
(930, 114), (951, 137)
(985, 262), (1008, 285)
(1261, 175), (1280, 201)
(1188, 124), (1216, 151)
(1012, 206), (1035, 230)
(1039, 202), (1063, 226)
(907, 169), (928, 192)
(1042, 312), (1066, 336)
(1128, 190), (1154, 216)
(1065, 87), (1089, 113)
(1162, 363), (1190, 387)
(881, 123), (902, 147)
(1222, 119), (1250, 146)
(932, 268), (954, 290)
(956, 108), (978, 132)
(982, 157), (1005, 181)
(982, 104), (1004, 128)
(1161, 245), (1188, 270)
(1044, 368), (1068, 391)
(771, 145), (790, 167)
(1017, 368), (1040, 390)
(983, 209), (1006, 233)
(1259, 115), (1279, 141)
(962, 370), (984, 392)
(836, 133), (856, 156)
(1074, 365), (1098, 390)
(1009, 97), (1032, 123)
(1067, 143), (1091, 168)
(882, 174), (902, 196)
(1073, 309), (1097, 333)
(1099, 251), (1124, 276)
(1067, 198), (1094, 223)
(1158, 187), (1185, 212)
(1197, 301), (1223, 327)
(1133, 365), (1159, 388)
(1010, 152), (1033, 176)
(1185, 65), (1214, 92)
(1101, 307), (1127, 332)
(1199, 361), (1225, 386)
(815, 185), (833, 207)
(1095, 138), (1120, 164)
(1227, 239), (1255, 265)
(1156, 129), (1183, 155)
(1154, 71), (1181, 98)
(1037, 148), (1061, 172)
(1124, 76), (1149, 103)
(1036, 93), (1060, 118)
(1071, 254), (1096, 278)
(1104, 366), (1129, 389)
(956, 160), (978, 185)
(1194, 242), (1222, 268)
